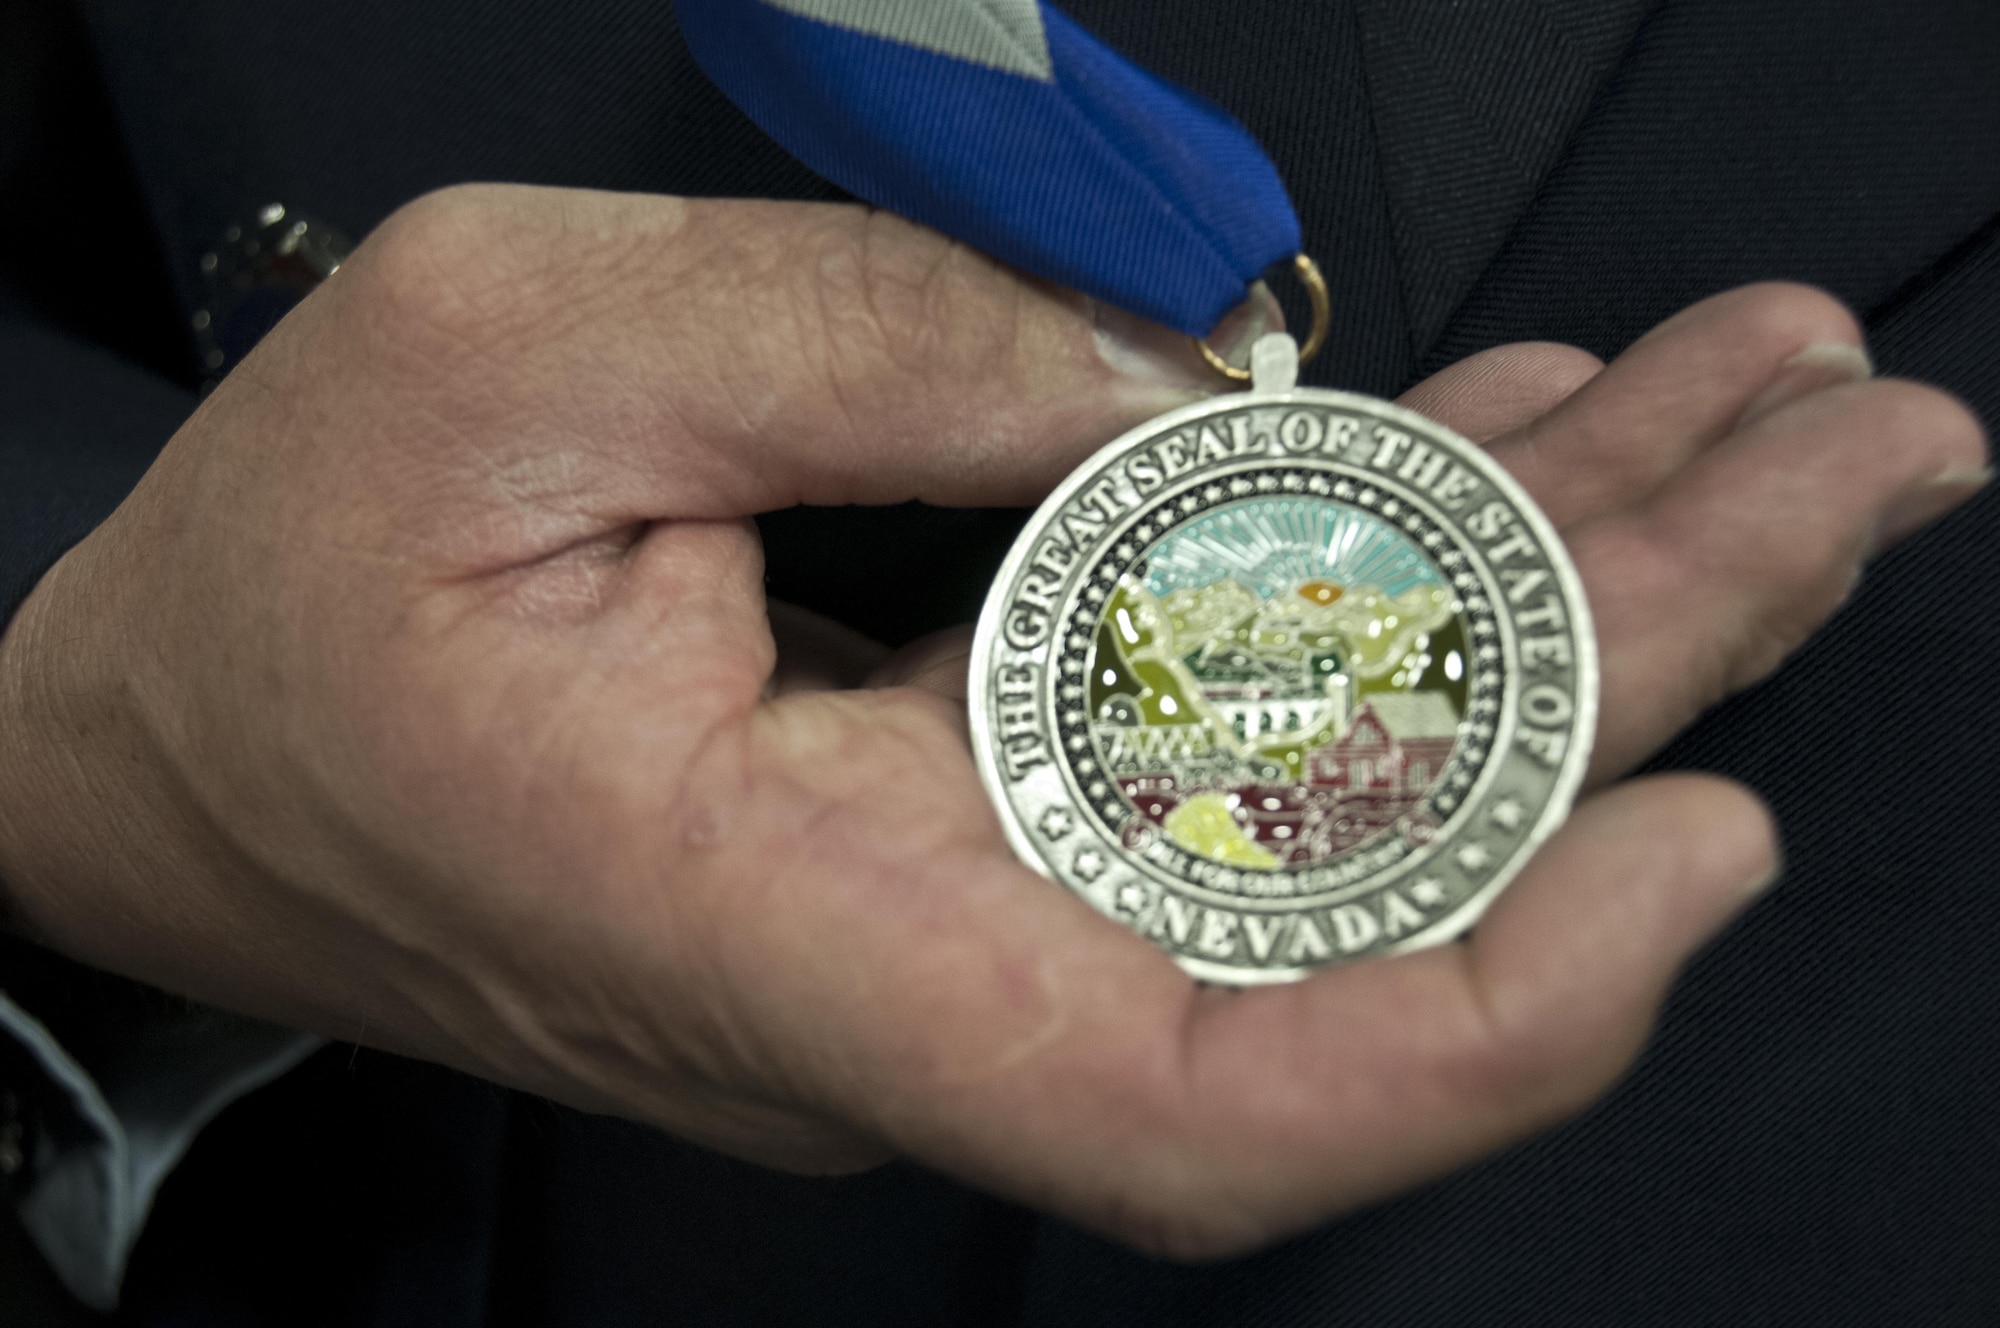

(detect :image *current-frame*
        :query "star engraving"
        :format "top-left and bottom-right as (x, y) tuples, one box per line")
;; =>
(1456, 842), (1493, 871)
(1409, 878), (1447, 907)
(1116, 883), (1148, 914)
(1038, 808), (1074, 840)
(1489, 798), (1524, 831)
(1073, 849), (1106, 882)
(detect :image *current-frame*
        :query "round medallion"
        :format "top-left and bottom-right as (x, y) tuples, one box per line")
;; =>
(970, 388), (1596, 983)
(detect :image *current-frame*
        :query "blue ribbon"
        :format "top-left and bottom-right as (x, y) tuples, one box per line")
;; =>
(674, 0), (1301, 336)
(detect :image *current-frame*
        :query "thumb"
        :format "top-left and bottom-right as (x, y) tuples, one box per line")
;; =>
(340, 185), (1274, 518)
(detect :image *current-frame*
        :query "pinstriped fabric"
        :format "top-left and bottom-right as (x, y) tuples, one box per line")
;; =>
(1354, 0), (1656, 356)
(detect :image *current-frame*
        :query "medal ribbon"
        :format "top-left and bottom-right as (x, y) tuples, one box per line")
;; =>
(673, 0), (1302, 336)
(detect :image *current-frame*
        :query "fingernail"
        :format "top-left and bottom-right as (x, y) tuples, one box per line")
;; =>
(1735, 341), (1874, 429)
(1871, 465), (1993, 552)
(1206, 281), (1283, 370)
(1741, 850), (1784, 901)
(1092, 283), (1281, 394)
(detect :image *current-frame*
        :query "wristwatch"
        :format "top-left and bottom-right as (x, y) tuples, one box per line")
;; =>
(193, 202), (351, 389)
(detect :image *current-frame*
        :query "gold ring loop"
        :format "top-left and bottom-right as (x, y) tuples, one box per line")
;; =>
(1197, 253), (1331, 383)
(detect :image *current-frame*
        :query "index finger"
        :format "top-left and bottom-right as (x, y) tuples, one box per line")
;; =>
(330, 187), (1253, 524)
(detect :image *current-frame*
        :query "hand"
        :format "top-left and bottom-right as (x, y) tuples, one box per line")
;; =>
(0, 186), (1984, 1257)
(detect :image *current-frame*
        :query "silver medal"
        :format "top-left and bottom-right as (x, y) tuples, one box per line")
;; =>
(970, 333), (1597, 983)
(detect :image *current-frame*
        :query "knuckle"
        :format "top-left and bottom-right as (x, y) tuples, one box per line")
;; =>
(1721, 280), (1864, 353)
(1630, 502), (1843, 695)
(1442, 998), (1635, 1130)
(1438, 945), (1644, 1123)
(364, 186), (502, 291)
(803, 206), (1025, 393)
(1441, 1009), (1568, 1109)
(852, 211), (962, 368)
(348, 185), (538, 354)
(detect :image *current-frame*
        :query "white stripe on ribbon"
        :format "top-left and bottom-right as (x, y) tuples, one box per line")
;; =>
(759, 0), (1054, 81)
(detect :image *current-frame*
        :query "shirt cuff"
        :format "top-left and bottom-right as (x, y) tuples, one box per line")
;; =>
(0, 971), (319, 1310)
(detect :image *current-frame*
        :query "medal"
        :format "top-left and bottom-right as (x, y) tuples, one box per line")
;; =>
(969, 274), (1595, 981)
(678, 0), (1597, 979)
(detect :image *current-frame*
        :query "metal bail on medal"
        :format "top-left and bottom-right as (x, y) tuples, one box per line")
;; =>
(1197, 253), (1332, 390)
(969, 255), (1598, 985)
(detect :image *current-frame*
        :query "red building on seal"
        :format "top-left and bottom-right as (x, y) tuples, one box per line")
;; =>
(1305, 694), (1459, 795)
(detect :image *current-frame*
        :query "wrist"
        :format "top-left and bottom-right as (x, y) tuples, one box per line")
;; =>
(0, 536), (181, 957)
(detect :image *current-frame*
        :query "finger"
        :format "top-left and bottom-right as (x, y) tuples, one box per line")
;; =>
(864, 625), (977, 703)
(1397, 341), (1604, 444)
(765, 601), (890, 696)
(1488, 283), (1870, 528)
(1576, 376), (1988, 781)
(1136, 774), (1778, 1255)
(328, 187), (1270, 540)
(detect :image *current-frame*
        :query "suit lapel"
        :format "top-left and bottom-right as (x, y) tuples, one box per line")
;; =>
(1354, 0), (1659, 359)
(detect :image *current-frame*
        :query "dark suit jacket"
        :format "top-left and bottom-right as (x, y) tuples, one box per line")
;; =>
(2, 0), (1997, 1323)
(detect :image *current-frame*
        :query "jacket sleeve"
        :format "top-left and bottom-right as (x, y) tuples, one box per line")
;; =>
(0, 317), (323, 1311)
(0, 313), (192, 622)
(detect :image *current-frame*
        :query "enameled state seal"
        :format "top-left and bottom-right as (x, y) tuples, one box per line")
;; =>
(970, 351), (1597, 984)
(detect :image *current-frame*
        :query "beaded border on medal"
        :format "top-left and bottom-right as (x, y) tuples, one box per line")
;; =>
(1019, 436), (1533, 928)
